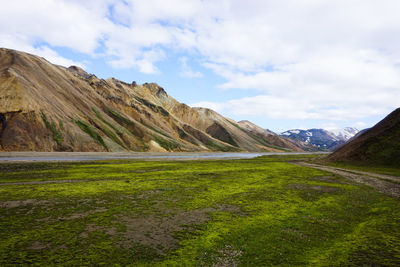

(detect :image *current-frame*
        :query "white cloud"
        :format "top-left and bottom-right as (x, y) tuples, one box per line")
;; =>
(179, 57), (203, 78)
(33, 46), (85, 68)
(192, 92), (398, 122)
(190, 101), (224, 112)
(0, 34), (84, 67)
(1, 0), (400, 122)
(318, 123), (340, 131)
(107, 47), (165, 74)
(354, 122), (368, 129)
(0, 0), (112, 54)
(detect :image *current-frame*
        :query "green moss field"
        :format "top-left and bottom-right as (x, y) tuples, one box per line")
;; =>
(1, 155), (399, 266)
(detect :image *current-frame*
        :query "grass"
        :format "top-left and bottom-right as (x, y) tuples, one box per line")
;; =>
(363, 125), (400, 166)
(0, 155), (399, 266)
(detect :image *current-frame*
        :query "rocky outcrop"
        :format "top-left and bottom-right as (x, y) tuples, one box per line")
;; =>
(0, 48), (306, 152)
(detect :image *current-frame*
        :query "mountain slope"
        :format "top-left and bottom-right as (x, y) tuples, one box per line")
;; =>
(280, 128), (359, 151)
(0, 48), (303, 152)
(328, 108), (400, 166)
(237, 120), (311, 152)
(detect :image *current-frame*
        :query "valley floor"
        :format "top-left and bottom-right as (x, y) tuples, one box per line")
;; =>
(0, 155), (399, 266)
(0, 151), (322, 162)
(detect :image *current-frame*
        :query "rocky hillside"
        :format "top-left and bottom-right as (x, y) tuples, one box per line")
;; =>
(280, 128), (359, 151)
(328, 108), (400, 166)
(0, 48), (306, 152)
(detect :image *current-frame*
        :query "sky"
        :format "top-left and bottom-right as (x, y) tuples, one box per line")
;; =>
(1, 0), (400, 133)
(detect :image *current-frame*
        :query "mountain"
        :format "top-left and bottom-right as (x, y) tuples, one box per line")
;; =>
(0, 48), (304, 152)
(280, 128), (359, 151)
(237, 120), (313, 152)
(328, 108), (400, 166)
(330, 127), (359, 141)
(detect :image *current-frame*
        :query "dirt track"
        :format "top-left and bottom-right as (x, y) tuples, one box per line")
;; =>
(293, 162), (400, 199)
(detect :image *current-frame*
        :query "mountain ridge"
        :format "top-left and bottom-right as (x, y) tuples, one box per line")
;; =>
(279, 127), (359, 151)
(237, 120), (313, 152)
(0, 48), (306, 152)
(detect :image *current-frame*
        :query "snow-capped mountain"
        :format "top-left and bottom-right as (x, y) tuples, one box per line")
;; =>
(280, 128), (359, 151)
(330, 127), (359, 141)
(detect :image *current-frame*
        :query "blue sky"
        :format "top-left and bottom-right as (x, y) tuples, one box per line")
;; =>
(1, 0), (400, 132)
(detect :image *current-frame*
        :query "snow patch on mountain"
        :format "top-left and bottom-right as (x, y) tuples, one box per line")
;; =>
(279, 127), (359, 151)
(330, 127), (359, 141)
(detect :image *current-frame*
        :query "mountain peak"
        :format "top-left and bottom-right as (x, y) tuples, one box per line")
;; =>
(330, 127), (359, 141)
(68, 65), (87, 74)
(143, 83), (168, 97)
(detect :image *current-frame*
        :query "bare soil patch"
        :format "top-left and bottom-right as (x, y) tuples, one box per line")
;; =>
(0, 199), (51, 208)
(0, 178), (125, 186)
(0, 179), (90, 186)
(125, 168), (165, 173)
(308, 175), (355, 185)
(212, 245), (243, 267)
(106, 204), (245, 254)
(288, 183), (342, 193)
(28, 241), (47, 250)
(58, 207), (108, 221)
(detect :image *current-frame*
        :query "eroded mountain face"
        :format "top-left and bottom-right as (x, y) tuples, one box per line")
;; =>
(0, 48), (307, 152)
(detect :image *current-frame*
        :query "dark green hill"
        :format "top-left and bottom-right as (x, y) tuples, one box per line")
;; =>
(328, 108), (400, 166)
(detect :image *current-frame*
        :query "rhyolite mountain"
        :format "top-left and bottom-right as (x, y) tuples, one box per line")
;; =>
(280, 127), (359, 151)
(0, 48), (307, 152)
(328, 108), (400, 166)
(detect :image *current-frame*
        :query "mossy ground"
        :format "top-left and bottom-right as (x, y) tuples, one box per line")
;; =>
(0, 155), (399, 266)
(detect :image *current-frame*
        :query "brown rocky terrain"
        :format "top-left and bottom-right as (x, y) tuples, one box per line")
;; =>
(328, 108), (400, 166)
(0, 48), (306, 152)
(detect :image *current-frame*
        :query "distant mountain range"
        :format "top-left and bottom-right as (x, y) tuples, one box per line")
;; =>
(0, 48), (310, 152)
(280, 127), (359, 151)
(237, 120), (314, 152)
(329, 108), (400, 166)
